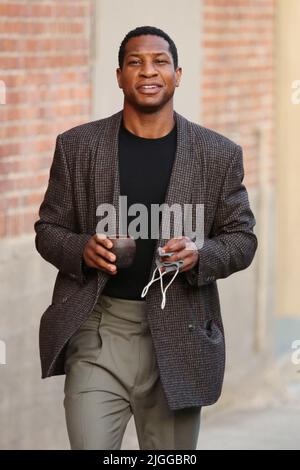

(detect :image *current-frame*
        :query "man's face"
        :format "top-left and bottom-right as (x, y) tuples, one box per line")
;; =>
(116, 35), (182, 113)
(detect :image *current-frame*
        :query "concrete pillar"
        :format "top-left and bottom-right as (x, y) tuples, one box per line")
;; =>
(276, 0), (300, 316)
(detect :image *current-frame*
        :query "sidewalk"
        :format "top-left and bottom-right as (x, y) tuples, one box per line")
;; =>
(198, 400), (300, 450)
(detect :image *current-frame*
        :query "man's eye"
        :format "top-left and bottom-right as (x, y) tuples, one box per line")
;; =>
(128, 60), (140, 65)
(156, 60), (167, 64)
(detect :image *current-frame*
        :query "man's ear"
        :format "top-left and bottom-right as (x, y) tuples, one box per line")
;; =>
(116, 68), (123, 89)
(175, 67), (182, 87)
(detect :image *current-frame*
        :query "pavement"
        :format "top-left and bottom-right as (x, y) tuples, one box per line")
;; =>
(198, 400), (300, 450)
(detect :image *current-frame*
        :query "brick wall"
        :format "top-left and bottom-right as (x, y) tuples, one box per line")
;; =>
(0, 0), (93, 237)
(202, 0), (275, 187)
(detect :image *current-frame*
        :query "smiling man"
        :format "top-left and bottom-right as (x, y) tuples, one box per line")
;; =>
(34, 26), (257, 450)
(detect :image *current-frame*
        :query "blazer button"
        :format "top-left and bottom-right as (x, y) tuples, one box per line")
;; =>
(188, 324), (195, 332)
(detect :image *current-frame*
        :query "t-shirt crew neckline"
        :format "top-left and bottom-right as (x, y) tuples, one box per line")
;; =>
(121, 119), (177, 142)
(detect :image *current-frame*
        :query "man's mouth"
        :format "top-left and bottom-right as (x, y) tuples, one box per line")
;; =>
(137, 84), (162, 94)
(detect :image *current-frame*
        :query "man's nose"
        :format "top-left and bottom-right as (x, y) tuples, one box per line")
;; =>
(139, 61), (158, 77)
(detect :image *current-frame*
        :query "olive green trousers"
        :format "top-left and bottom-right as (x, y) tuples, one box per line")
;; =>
(64, 294), (201, 450)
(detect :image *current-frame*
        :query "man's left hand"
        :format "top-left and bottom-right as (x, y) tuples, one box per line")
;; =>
(160, 236), (199, 273)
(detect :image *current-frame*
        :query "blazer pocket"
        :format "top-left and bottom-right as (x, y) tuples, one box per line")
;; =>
(203, 319), (223, 343)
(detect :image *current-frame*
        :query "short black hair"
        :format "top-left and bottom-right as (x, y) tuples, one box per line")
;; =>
(118, 26), (178, 69)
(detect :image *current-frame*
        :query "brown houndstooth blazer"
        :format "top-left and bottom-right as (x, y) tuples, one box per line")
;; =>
(34, 110), (257, 411)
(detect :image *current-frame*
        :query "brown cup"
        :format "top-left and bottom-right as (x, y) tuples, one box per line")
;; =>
(108, 235), (136, 269)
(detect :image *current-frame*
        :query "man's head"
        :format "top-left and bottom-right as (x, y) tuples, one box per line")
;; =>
(116, 26), (182, 113)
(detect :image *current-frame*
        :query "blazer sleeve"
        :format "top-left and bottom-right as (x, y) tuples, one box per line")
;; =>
(185, 144), (258, 287)
(34, 134), (91, 285)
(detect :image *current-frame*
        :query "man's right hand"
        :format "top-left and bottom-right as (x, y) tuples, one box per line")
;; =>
(83, 234), (117, 275)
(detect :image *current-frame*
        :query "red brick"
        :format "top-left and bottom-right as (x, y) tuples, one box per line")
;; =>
(0, 0), (93, 238)
(0, 38), (89, 53)
(0, 21), (84, 35)
(202, 0), (275, 188)
(0, 3), (86, 18)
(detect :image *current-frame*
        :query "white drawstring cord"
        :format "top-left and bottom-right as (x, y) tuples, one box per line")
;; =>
(141, 266), (161, 298)
(141, 266), (159, 296)
(159, 265), (180, 309)
(141, 264), (180, 309)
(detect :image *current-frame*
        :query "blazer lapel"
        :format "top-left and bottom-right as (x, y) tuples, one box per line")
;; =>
(147, 111), (198, 281)
(94, 110), (122, 233)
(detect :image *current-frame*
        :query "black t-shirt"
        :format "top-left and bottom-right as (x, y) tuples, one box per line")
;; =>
(102, 119), (177, 300)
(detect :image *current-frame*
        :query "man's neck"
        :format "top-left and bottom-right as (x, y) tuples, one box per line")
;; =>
(122, 103), (175, 139)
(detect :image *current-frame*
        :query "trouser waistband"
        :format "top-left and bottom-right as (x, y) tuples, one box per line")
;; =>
(97, 294), (147, 323)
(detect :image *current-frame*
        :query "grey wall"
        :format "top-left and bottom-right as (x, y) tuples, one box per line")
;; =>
(0, 236), (68, 449)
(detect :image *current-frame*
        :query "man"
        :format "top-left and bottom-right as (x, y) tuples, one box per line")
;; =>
(34, 26), (257, 450)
